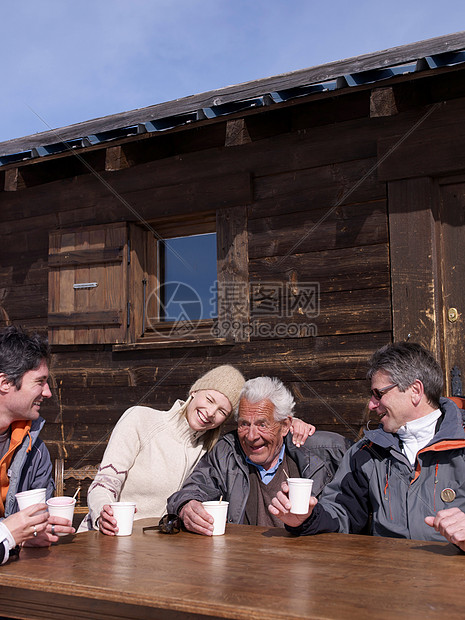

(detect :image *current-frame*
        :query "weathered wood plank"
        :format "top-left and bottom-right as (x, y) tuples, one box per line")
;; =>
(377, 97), (465, 181)
(0, 255), (48, 288)
(0, 284), (47, 320)
(248, 287), (391, 337)
(48, 247), (123, 267)
(437, 180), (465, 394)
(388, 177), (441, 355)
(48, 311), (123, 327)
(0, 169), (252, 224)
(248, 200), (388, 258)
(254, 156), (383, 203)
(249, 244), (390, 293)
(216, 206), (250, 342)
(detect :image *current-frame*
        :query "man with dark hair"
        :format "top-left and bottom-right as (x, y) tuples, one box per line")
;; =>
(270, 342), (465, 551)
(0, 326), (74, 557)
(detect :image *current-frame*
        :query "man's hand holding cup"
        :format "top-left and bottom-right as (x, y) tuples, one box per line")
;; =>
(268, 480), (318, 527)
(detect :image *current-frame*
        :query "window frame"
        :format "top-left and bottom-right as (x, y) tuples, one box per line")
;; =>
(48, 206), (250, 348)
(137, 213), (217, 341)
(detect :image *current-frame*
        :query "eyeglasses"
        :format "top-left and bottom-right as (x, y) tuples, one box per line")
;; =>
(370, 383), (398, 401)
(142, 514), (181, 535)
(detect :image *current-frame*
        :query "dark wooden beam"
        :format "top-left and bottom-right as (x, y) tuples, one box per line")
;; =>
(387, 177), (441, 355)
(225, 119), (251, 147)
(370, 87), (398, 117)
(105, 146), (130, 171)
(48, 311), (123, 327)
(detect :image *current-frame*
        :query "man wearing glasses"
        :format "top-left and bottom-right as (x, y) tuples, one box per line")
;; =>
(270, 341), (465, 551)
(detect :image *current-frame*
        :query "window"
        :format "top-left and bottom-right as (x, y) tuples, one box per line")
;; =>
(48, 207), (249, 347)
(158, 233), (217, 322)
(140, 213), (217, 341)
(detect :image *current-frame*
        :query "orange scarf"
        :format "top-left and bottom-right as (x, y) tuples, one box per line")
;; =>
(0, 420), (32, 517)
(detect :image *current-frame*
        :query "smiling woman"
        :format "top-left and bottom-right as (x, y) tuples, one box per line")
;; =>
(79, 365), (245, 535)
(185, 390), (231, 432)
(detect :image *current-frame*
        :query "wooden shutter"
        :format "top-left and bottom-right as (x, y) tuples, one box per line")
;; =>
(48, 223), (129, 344)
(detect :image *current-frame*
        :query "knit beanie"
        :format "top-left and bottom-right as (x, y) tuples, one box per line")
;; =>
(189, 365), (245, 411)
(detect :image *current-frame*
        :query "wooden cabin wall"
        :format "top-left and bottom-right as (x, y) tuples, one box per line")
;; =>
(4, 71), (464, 501)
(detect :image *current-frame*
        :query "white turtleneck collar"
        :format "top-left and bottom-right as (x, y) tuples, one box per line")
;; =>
(396, 408), (442, 465)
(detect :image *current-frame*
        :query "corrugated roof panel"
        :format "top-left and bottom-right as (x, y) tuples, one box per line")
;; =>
(31, 138), (88, 157)
(424, 49), (465, 68)
(203, 95), (273, 118)
(86, 124), (145, 145)
(270, 81), (337, 103)
(144, 110), (206, 132)
(0, 150), (35, 165)
(343, 63), (418, 87)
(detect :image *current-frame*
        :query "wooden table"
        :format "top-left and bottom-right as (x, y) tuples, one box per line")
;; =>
(0, 519), (464, 620)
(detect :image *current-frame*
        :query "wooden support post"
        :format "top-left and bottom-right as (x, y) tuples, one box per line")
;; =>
(4, 168), (24, 191)
(105, 146), (130, 171)
(370, 87), (398, 118)
(216, 206), (250, 342)
(388, 177), (441, 356)
(225, 119), (251, 147)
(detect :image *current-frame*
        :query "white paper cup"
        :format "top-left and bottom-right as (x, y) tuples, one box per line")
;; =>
(287, 478), (314, 514)
(202, 501), (229, 535)
(110, 502), (136, 536)
(15, 488), (47, 510)
(46, 496), (76, 536)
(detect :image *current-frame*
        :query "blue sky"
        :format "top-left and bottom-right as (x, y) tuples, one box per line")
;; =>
(1, 0), (464, 143)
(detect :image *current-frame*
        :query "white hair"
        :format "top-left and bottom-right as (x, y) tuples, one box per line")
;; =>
(237, 376), (295, 421)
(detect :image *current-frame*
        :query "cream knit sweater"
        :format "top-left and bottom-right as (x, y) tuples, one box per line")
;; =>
(85, 400), (206, 528)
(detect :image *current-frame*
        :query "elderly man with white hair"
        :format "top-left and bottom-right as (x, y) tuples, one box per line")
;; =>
(167, 376), (350, 535)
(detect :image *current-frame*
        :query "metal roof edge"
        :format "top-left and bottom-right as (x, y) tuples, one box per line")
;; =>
(1, 30), (464, 160)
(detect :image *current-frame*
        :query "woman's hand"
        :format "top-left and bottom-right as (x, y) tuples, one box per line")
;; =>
(23, 514), (75, 547)
(98, 504), (118, 535)
(289, 418), (316, 447)
(3, 503), (49, 546)
(98, 503), (137, 535)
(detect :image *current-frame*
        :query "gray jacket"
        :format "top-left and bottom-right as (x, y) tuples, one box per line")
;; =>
(3, 416), (54, 518)
(167, 430), (351, 524)
(292, 397), (465, 541)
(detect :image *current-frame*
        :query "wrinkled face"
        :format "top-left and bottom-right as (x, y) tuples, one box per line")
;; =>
(237, 398), (291, 471)
(368, 370), (412, 433)
(2, 360), (52, 423)
(185, 389), (232, 432)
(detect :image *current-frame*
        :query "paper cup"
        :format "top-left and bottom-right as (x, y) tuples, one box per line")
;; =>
(15, 488), (47, 510)
(46, 496), (76, 536)
(287, 478), (314, 514)
(202, 501), (229, 535)
(110, 502), (136, 536)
